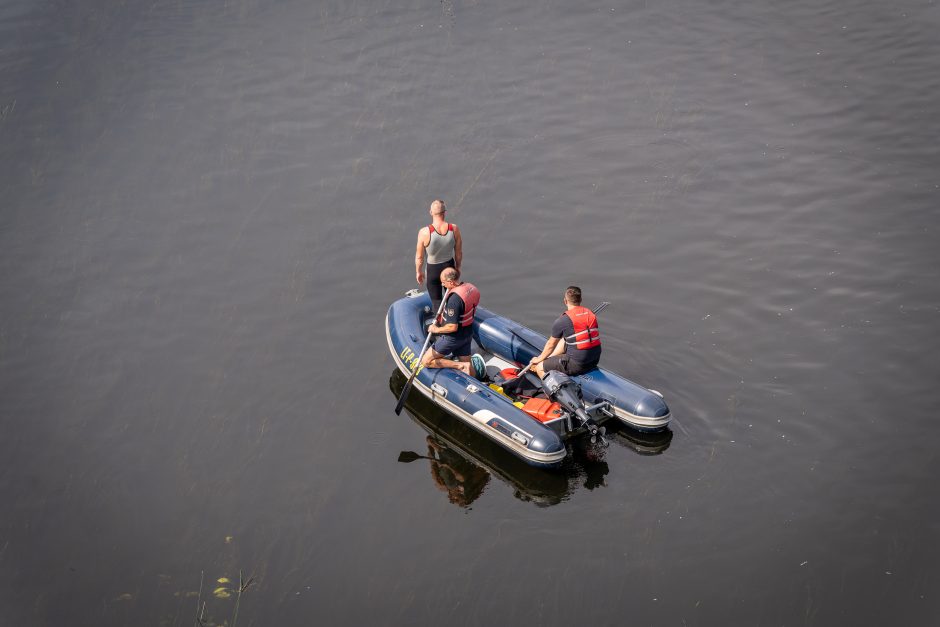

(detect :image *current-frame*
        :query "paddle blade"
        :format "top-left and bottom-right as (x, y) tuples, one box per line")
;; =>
(397, 451), (422, 463)
(394, 378), (413, 415)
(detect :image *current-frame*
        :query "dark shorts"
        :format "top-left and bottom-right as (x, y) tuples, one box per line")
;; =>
(432, 333), (472, 358)
(426, 259), (456, 311)
(542, 355), (599, 376)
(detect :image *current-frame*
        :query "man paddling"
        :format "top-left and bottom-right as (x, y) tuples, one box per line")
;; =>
(529, 286), (602, 378)
(420, 268), (485, 378)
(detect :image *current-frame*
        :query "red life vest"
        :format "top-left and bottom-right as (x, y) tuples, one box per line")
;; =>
(437, 282), (480, 327)
(563, 306), (601, 349)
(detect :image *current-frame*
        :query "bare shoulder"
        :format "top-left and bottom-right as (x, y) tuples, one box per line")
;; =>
(417, 226), (430, 244)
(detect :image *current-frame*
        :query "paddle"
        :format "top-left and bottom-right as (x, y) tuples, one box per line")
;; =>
(503, 301), (611, 383)
(398, 451), (432, 463)
(506, 362), (534, 382)
(394, 289), (450, 415)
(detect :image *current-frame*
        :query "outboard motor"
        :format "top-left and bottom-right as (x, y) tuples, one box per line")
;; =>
(542, 371), (600, 438)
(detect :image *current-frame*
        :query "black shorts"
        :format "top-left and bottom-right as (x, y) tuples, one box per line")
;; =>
(426, 259), (456, 311)
(432, 333), (472, 358)
(542, 355), (598, 376)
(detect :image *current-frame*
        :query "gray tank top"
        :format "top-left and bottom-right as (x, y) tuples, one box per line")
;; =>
(426, 224), (456, 264)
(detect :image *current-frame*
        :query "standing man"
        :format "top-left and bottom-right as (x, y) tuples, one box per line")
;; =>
(415, 199), (463, 313)
(529, 286), (602, 378)
(420, 268), (485, 379)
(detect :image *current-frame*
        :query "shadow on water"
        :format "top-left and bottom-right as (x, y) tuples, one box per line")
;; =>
(389, 370), (672, 507)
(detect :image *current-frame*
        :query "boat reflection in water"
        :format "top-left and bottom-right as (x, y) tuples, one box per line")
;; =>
(390, 370), (672, 507)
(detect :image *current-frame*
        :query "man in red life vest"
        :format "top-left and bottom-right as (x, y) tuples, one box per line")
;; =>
(420, 268), (484, 378)
(529, 286), (602, 378)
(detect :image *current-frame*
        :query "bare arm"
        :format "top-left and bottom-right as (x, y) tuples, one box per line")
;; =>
(429, 321), (459, 334)
(415, 228), (428, 283)
(453, 225), (463, 271)
(530, 336), (562, 364)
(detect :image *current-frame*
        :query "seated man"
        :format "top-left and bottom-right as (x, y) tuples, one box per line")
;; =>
(529, 286), (602, 378)
(420, 268), (485, 378)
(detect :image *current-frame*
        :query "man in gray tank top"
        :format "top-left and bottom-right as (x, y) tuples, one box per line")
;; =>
(415, 199), (463, 312)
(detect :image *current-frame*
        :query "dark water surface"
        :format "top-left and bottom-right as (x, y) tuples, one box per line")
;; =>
(2, 0), (939, 625)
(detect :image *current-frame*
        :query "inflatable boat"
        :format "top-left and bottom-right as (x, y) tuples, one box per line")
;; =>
(390, 369), (672, 506)
(386, 290), (671, 468)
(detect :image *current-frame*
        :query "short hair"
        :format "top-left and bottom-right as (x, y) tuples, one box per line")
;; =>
(442, 267), (460, 283)
(565, 286), (582, 305)
(430, 199), (446, 215)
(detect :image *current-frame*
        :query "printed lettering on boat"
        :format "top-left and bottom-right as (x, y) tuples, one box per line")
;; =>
(399, 346), (424, 374)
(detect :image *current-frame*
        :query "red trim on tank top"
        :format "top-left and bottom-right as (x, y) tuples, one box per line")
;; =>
(428, 223), (455, 237)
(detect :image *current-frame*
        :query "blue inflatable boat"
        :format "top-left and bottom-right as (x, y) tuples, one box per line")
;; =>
(386, 290), (671, 468)
(390, 369), (672, 506)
